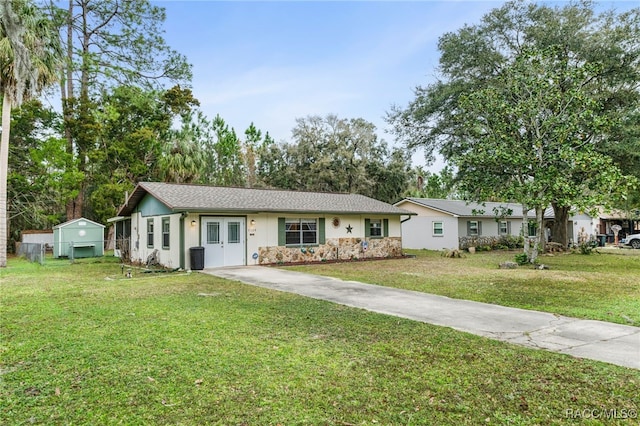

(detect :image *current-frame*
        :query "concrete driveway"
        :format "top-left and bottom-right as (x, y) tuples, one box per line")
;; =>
(204, 266), (640, 370)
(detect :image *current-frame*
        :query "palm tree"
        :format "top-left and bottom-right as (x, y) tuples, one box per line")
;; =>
(0, 0), (61, 267)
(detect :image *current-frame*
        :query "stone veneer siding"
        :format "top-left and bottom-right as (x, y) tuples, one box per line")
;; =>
(258, 237), (402, 264)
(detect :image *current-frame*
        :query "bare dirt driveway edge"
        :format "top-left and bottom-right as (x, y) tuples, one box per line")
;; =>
(204, 266), (640, 370)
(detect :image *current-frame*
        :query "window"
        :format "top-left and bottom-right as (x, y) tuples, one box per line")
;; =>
(499, 221), (510, 235)
(147, 219), (154, 248)
(467, 220), (481, 236)
(433, 221), (444, 236)
(365, 218), (389, 238)
(227, 221), (240, 244)
(278, 218), (325, 246)
(207, 222), (220, 244)
(162, 217), (170, 249)
(285, 218), (317, 245)
(369, 219), (382, 237)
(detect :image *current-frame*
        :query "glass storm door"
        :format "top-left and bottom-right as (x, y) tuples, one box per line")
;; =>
(202, 217), (245, 267)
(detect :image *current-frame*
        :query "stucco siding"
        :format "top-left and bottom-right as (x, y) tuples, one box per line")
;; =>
(130, 212), (182, 268)
(401, 216), (459, 250)
(395, 200), (449, 217)
(250, 214), (402, 264)
(571, 217), (594, 243)
(130, 209), (405, 268)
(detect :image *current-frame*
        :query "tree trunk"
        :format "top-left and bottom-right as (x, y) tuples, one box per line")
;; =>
(551, 203), (570, 248)
(522, 203), (530, 258)
(63, 0), (78, 220)
(66, 190), (83, 220)
(1, 95), (12, 267)
(530, 206), (545, 263)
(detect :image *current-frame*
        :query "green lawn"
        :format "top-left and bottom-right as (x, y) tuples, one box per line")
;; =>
(287, 249), (640, 326)
(1, 256), (638, 425)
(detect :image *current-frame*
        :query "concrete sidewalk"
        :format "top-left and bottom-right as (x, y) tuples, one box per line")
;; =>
(204, 266), (640, 370)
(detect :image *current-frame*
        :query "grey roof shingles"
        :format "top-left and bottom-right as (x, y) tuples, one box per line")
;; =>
(401, 198), (528, 218)
(118, 182), (414, 216)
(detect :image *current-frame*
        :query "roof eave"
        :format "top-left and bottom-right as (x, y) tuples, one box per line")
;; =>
(396, 198), (459, 217)
(173, 207), (414, 215)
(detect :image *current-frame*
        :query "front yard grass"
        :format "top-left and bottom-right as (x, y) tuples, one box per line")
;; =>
(287, 249), (640, 326)
(1, 256), (638, 425)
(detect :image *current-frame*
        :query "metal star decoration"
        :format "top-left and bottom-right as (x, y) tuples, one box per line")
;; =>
(345, 224), (353, 234)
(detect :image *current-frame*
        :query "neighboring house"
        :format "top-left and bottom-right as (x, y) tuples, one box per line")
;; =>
(396, 198), (526, 250)
(114, 182), (414, 269)
(395, 198), (592, 250)
(592, 207), (640, 242)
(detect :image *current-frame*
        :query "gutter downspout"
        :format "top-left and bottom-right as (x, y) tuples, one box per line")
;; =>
(400, 215), (413, 255)
(180, 212), (188, 270)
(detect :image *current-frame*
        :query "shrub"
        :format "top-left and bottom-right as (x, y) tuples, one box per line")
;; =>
(442, 249), (464, 258)
(577, 240), (598, 255)
(514, 252), (529, 265)
(498, 235), (524, 249)
(459, 235), (524, 251)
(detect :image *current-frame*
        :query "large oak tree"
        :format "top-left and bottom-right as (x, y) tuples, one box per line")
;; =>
(453, 48), (625, 261)
(388, 0), (640, 250)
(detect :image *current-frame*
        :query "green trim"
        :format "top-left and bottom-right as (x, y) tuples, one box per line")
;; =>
(467, 220), (481, 236)
(278, 217), (286, 246)
(319, 218), (325, 244)
(383, 218), (389, 237)
(179, 216), (185, 269)
(364, 219), (371, 237)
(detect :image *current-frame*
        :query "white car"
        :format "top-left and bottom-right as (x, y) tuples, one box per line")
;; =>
(620, 233), (640, 249)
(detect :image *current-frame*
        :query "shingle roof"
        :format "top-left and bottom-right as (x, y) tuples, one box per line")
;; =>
(400, 198), (529, 218)
(117, 182), (414, 216)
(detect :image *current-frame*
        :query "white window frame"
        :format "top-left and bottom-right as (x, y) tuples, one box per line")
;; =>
(147, 219), (154, 248)
(432, 221), (444, 236)
(499, 221), (509, 235)
(468, 220), (479, 236)
(162, 217), (170, 249)
(285, 218), (318, 246)
(369, 219), (383, 237)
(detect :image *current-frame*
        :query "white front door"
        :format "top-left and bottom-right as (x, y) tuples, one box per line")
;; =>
(202, 217), (245, 267)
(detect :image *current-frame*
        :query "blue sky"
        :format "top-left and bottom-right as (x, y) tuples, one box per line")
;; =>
(156, 0), (502, 167)
(155, 1), (632, 168)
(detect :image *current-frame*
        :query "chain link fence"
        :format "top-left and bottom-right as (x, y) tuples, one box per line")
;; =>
(17, 240), (113, 264)
(17, 243), (46, 265)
